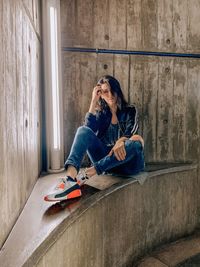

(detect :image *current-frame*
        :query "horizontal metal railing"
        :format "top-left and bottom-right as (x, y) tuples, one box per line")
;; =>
(62, 47), (200, 59)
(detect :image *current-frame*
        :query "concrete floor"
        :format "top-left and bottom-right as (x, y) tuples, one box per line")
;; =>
(137, 232), (200, 267)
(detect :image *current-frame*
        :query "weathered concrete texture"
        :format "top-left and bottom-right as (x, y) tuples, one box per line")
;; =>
(137, 257), (168, 267)
(60, 0), (200, 53)
(155, 237), (200, 266)
(1, 165), (196, 267)
(136, 233), (200, 267)
(0, 0), (42, 248)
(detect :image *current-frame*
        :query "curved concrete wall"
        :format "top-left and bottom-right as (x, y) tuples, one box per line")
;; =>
(32, 165), (198, 267)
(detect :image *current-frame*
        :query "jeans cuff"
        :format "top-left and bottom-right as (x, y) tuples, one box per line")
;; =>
(64, 160), (79, 172)
(93, 163), (102, 175)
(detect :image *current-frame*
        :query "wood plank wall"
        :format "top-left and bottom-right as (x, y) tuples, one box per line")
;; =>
(0, 0), (42, 248)
(61, 0), (200, 169)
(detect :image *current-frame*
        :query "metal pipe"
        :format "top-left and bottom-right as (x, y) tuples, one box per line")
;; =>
(62, 47), (200, 59)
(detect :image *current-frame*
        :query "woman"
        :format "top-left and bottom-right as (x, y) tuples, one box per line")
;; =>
(44, 75), (145, 202)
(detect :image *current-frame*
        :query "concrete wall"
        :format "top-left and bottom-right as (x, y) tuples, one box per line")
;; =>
(60, 0), (200, 169)
(35, 167), (199, 267)
(61, 0), (200, 52)
(58, 2), (200, 264)
(0, 0), (42, 248)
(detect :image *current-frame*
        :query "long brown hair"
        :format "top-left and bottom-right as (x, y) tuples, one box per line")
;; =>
(97, 75), (128, 111)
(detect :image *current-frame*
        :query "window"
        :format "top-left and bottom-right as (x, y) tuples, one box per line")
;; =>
(42, 0), (64, 172)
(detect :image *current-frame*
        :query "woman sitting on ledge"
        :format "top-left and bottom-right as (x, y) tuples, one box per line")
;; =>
(44, 75), (145, 202)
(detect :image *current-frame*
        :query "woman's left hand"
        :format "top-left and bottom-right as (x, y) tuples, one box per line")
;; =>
(108, 140), (126, 161)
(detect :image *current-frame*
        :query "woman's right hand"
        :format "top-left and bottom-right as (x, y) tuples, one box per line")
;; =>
(91, 85), (102, 104)
(89, 85), (102, 114)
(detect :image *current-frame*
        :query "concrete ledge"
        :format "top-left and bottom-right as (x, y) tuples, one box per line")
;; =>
(137, 232), (200, 267)
(0, 163), (198, 267)
(138, 257), (168, 267)
(155, 235), (200, 266)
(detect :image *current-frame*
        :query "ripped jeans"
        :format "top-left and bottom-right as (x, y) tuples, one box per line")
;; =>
(65, 126), (145, 175)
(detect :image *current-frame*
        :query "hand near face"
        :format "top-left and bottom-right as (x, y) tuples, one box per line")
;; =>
(91, 85), (102, 104)
(89, 85), (102, 114)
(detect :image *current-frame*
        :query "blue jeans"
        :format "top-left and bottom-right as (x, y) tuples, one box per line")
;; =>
(65, 126), (145, 176)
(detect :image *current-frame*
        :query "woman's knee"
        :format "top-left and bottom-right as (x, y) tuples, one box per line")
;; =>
(125, 140), (143, 154)
(129, 134), (144, 147)
(76, 126), (95, 137)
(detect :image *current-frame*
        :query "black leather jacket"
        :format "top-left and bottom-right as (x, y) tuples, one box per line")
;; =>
(84, 105), (138, 139)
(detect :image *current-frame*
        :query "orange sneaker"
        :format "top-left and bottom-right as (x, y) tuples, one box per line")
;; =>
(44, 176), (82, 202)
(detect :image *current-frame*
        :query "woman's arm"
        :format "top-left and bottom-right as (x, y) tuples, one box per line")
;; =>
(108, 106), (144, 160)
(123, 106), (144, 146)
(84, 85), (102, 132)
(121, 106), (139, 137)
(88, 85), (102, 114)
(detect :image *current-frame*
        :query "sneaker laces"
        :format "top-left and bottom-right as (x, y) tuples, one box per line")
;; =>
(76, 169), (89, 184)
(54, 178), (67, 190)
